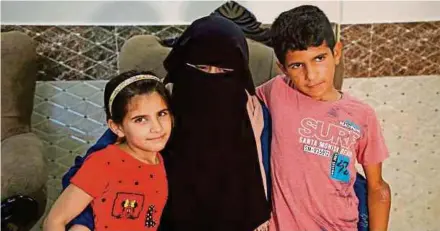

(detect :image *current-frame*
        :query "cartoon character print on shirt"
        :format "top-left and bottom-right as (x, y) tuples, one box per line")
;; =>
(112, 192), (144, 219)
(145, 204), (158, 228)
(298, 117), (362, 182)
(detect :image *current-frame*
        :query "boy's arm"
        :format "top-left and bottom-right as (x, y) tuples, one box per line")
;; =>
(256, 76), (279, 107)
(363, 163), (391, 231)
(255, 82), (273, 201)
(246, 91), (267, 198)
(356, 106), (390, 231)
(43, 185), (93, 231)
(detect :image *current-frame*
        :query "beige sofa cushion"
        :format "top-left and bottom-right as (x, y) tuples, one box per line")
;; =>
(1, 31), (38, 140)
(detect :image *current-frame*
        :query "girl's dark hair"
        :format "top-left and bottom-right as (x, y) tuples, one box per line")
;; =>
(271, 5), (336, 66)
(104, 70), (171, 124)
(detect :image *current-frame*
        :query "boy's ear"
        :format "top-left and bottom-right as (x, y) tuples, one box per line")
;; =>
(333, 41), (343, 65)
(107, 119), (125, 138)
(276, 61), (288, 75)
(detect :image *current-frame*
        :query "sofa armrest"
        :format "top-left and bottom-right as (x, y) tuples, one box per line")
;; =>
(1, 133), (47, 201)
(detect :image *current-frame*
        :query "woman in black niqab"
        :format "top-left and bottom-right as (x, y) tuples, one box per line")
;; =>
(161, 15), (270, 231)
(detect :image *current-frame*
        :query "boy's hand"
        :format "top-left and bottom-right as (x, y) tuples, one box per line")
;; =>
(246, 90), (264, 140)
(254, 220), (269, 231)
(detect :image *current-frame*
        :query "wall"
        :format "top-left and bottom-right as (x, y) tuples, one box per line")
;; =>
(2, 1), (440, 25)
(2, 1), (338, 25)
(340, 1), (440, 24)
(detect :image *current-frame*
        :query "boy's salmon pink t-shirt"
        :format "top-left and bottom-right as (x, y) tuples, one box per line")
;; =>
(71, 144), (168, 231)
(257, 76), (389, 231)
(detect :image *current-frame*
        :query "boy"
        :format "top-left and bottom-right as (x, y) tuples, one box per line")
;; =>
(257, 5), (391, 231)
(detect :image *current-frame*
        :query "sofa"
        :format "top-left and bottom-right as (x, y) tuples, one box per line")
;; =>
(1, 31), (48, 231)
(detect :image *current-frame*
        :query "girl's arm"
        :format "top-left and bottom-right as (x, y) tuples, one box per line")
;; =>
(61, 129), (118, 231)
(362, 163), (391, 231)
(43, 185), (93, 231)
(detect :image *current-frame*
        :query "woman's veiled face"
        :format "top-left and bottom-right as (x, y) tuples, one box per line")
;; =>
(186, 63), (234, 74)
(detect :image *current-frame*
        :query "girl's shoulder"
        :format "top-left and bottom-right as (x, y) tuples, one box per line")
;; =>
(82, 145), (119, 166)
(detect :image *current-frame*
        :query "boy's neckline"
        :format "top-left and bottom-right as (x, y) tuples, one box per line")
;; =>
(280, 75), (345, 104)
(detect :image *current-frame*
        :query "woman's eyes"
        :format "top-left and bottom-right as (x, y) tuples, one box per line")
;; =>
(196, 65), (234, 73)
(197, 65), (211, 72)
(186, 63), (234, 73)
(218, 67), (234, 73)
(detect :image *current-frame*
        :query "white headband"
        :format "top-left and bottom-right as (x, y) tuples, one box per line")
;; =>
(108, 74), (161, 116)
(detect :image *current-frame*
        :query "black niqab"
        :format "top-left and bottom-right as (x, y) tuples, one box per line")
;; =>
(162, 15), (270, 231)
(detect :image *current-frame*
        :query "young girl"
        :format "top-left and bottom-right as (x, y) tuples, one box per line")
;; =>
(43, 71), (173, 231)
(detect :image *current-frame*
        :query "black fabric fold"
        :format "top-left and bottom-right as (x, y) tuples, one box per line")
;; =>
(161, 15), (270, 231)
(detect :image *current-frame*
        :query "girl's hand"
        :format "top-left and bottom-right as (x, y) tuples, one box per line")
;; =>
(43, 185), (93, 231)
(246, 90), (264, 140)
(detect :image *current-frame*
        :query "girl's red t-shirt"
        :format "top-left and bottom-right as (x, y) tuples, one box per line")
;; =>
(71, 144), (168, 231)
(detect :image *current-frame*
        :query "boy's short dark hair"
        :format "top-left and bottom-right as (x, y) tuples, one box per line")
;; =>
(271, 5), (336, 65)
